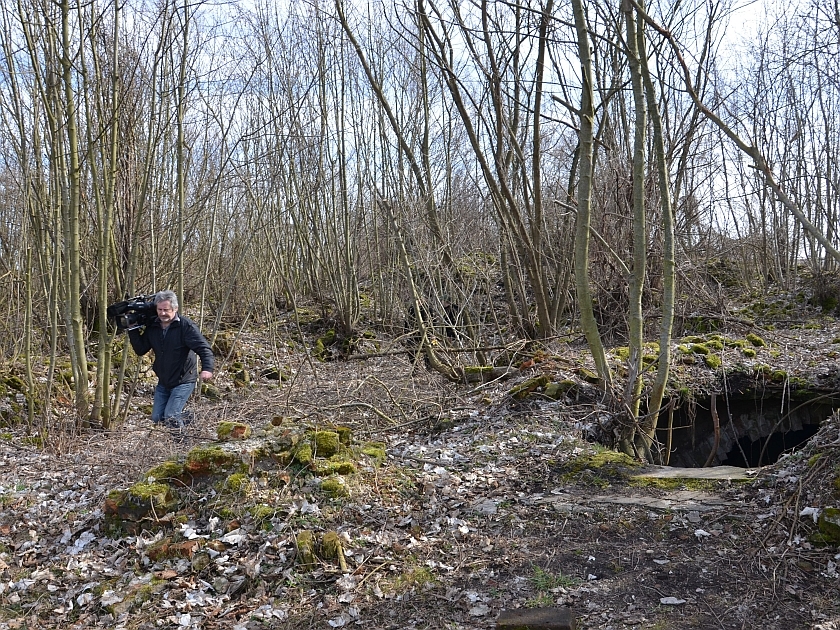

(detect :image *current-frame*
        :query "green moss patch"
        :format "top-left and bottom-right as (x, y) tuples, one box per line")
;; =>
(558, 449), (642, 485)
(817, 507), (840, 545)
(296, 530), (316, 567)
(746, 333), (766, 347)
(361, 441), (386, 465)
(145, 460), (184, 482)
(312, 430), (340, 457)
(321, 477), (347, 498)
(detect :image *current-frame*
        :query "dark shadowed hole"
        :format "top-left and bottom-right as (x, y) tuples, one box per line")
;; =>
(657, 394), (836, 468)
(719, 425), (821, 468)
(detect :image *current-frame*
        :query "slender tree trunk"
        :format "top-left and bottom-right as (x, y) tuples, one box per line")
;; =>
(571, 0), (611, 388)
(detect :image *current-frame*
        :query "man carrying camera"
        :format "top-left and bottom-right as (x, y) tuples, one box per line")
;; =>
(128, 290), (214, 429)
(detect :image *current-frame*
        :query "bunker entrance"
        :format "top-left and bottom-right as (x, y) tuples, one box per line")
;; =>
(656, 393), (838, 468)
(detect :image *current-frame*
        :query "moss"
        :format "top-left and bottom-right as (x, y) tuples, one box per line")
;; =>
(361, 441), (387, 465)
(560, 449), (642, 486)
(389, 566), (437, 593)
(201, 382), (223, 401)
(312, 430), (340, 457)
(630, 477), (729, 491)
(232, 368), (250, 387)
(576, 368), (600, 384)
(817, 507), (840, 544)
(509, 375), (551, 400)
(746, 333), (766, 347)
(705, 339), (724, 351)
(703, 354), (722, 369)
(320, 477), (347, 498)
(314, 458), (356, 476)
(145, 460), (183, 482)
(320, 531), (343, 560)
(544, 380), (578, 400)
(260, 366), (288, 381)
(770, 369), (787, 383)
(742, 347), (757, 358)
(217, 421), (251, 441)
(184, 446), (241, 476)
(330, 425), (353, 445)
(128, 481), (172, 503)
(296, 530), (316, 567)
(104, 481), (178, 523)
(2, 374), (26, 391)
(725, 338), (747, 349)
(313, 329), (337, 360)
(689, 343), (709, 355)
(754, 364), (772, 377)
(224, 472), (250, 492)
(807, 453), (823, 467)
(250, 504), (275, 527)
(293, 443), (313, 465)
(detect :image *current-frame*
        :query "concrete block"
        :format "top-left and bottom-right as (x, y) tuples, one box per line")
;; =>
(496, 607), (576, 630)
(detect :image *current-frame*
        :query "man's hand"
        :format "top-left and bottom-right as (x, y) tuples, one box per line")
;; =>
(200, 371), (213, 381)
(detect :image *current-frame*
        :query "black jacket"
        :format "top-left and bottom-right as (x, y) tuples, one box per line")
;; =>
(128, 315), (215, 389)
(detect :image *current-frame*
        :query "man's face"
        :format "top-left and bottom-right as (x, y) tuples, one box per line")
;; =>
(156, 300), (177, 326)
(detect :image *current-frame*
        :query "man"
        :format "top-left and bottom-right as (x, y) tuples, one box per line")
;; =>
(128, 289), (214, 429)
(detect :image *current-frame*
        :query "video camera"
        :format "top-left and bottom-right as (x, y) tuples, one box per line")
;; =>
(106, 294), (157, 331)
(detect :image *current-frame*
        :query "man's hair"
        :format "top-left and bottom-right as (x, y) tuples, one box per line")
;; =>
(154, 289), (179, 310)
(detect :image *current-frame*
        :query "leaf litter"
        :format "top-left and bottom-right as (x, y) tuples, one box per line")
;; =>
(0, 326), (839, 629)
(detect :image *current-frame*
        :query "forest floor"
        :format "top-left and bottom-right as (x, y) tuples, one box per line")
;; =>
(1, 303), (840, 630)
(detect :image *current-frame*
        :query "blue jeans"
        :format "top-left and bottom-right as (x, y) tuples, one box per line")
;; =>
(151, 382), (195, 426)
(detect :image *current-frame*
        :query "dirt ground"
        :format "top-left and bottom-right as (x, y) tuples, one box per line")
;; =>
(0, 316), (839, 630)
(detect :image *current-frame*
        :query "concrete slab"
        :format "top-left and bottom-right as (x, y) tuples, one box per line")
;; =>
(634, 465), (755, 480)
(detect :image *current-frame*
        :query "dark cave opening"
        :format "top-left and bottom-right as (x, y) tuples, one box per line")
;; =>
(655, 392), (838, 468)
(719, 425), (822, 468)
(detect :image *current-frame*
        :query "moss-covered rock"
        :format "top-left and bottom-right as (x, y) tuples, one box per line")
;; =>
(145, 460), (183, 482)
(544, 380), (578, 400)
(817, 507), (840, 544)
(746, 333), (766, 347)
(296, 530), (316, 567)
(201, 382), (223, 401)
(559, 449), (642, 487)
(312, 430), (340, 457)
(104, 482), (177, 522)
(330, 425), (353, 445)
(217, 421), (251, 441)
(184, 446), (241, 477)
(509, 375), (551, 400)
(313, 329), (337, 361)
(576, 368), (600, 384)
(260, 366), (288, 381)
(293, 442), (313, 465)
(320, 530), (345, 569)
(704, 354), (722, 369)
(2, 374), (26, 392)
